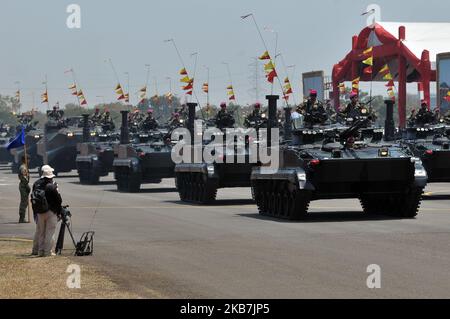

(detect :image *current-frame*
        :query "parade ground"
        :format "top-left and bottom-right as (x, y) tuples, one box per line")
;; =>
(1, 165), (449, 299)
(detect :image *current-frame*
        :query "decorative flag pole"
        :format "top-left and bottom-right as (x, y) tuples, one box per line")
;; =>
(107, 58), (126, 102)
(241, 13), (286, 106)
(275, 53), (297, 106)
(222, 61), (238, 105)
(65, 68), (80, 107)
(42, 75), (50, 110)
(191, 52), (199, 94)
(14, 81), (21, 114)
(165, 39), (204, 118)
(204, 65), (210, 109)
(222, 61), (241, 123)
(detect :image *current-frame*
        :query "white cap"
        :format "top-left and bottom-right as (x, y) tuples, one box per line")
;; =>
(41, 165), (55, 179)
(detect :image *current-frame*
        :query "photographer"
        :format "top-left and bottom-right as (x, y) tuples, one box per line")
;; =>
(31, 165), (62, 257)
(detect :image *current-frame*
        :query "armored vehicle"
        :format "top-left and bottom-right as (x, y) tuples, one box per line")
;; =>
(113, 111), (175, 192)
(0, 124), (14, 164)
(400, 124), (450, 183)
(76, 114), (120, 184)
(174, 99), (280, 204)
(251, 99), (428, 220)
(10, 128), (44, 173)
(37, 115), (84, 175)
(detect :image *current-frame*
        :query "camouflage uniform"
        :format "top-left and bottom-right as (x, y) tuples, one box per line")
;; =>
(297, 98), (328, 126)
(18, 163), (30, 223)
(141, 115), (159, 131)
(90, 111), (102, 125)
(215, 110), (235, 130)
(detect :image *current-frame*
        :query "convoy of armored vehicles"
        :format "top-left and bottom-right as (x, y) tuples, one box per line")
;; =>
(3, 94), (450, 221)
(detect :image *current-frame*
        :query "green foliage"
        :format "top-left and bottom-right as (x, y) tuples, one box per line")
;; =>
(0, 95), (19, 126)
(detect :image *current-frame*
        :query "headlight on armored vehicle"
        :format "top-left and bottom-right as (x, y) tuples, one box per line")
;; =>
(378, 148), (389, 157)
(414, 168), (427, 177)
(34, 135), (40, 139)
(207, 164), (215, 176)
(90, 132), (97, 137)
(361, 108), (368, 114)
(67, 132), (74, 137)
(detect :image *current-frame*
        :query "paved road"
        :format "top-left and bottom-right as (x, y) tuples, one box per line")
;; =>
(1, 164), (449, 298)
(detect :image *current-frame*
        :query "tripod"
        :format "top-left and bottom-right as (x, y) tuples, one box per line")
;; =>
(55, 206), (95, 256)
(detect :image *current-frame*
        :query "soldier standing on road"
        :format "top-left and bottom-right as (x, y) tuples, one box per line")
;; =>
(18, 155), (30, 223)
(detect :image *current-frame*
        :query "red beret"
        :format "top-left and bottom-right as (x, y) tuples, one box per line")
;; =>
(309, 89), (318, 96)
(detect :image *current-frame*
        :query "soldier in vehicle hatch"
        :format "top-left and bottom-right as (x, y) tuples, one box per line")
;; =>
(298, 90), (328, 126)
(140, 109), (159, 131)
(414, 101), (435, 126)
(244, 103), (266, 128)
(215, 102), (235, 130)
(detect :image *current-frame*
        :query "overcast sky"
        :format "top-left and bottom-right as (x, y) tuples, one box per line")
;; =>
(0, 0), (448, 111)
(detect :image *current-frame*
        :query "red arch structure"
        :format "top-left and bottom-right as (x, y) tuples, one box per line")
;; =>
(332, 23), (436, 128)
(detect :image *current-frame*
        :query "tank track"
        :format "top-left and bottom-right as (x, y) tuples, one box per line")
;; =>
(252, 180), (311, 220)
(78, 168), (100, 185)
(359, 187), (424, 218)
(175, 172), (218, 204)
(116, 170), (141, 193)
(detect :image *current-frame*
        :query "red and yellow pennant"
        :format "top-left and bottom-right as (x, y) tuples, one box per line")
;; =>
(202, 83), (209, 93)
(362, 47), (373, 76)
(138, 86), (147, 104)
(259, 51), (270, 60)
(115, 83), (125, 100)
(179, 68), (187, 75)
(41, 91), (48, 103)
(444, 90), (450, 102)
(352, 77), (360, 93)
(283, 77), (293, 96)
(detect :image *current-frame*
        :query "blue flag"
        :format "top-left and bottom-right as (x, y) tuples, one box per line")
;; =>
(6, 127), (25, 151)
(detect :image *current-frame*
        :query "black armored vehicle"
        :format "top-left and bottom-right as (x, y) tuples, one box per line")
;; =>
(251, 99), (428, 220)
(400, 124), (450, 183)
(10, 115), (44, 173)
(113, 111), (175, 192)
(174, 99), (280, 204)
(0, 123), (14, 164)
(76, 114), (120, 184)
(37, 113), (84, 175)
(10, 128), (44, 173)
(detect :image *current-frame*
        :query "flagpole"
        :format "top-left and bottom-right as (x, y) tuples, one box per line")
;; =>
(44, 75), (49, 110)
(191, 52), (199, 94)
(165, 39), (204, 118)
(23, 139), (31, 223)
(14, 81), (21, 114)
(277, 53), (296, 106)
(222, 62), (241, 124)
(242, 13), (287, 107)
(68, 68), (81, 108)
